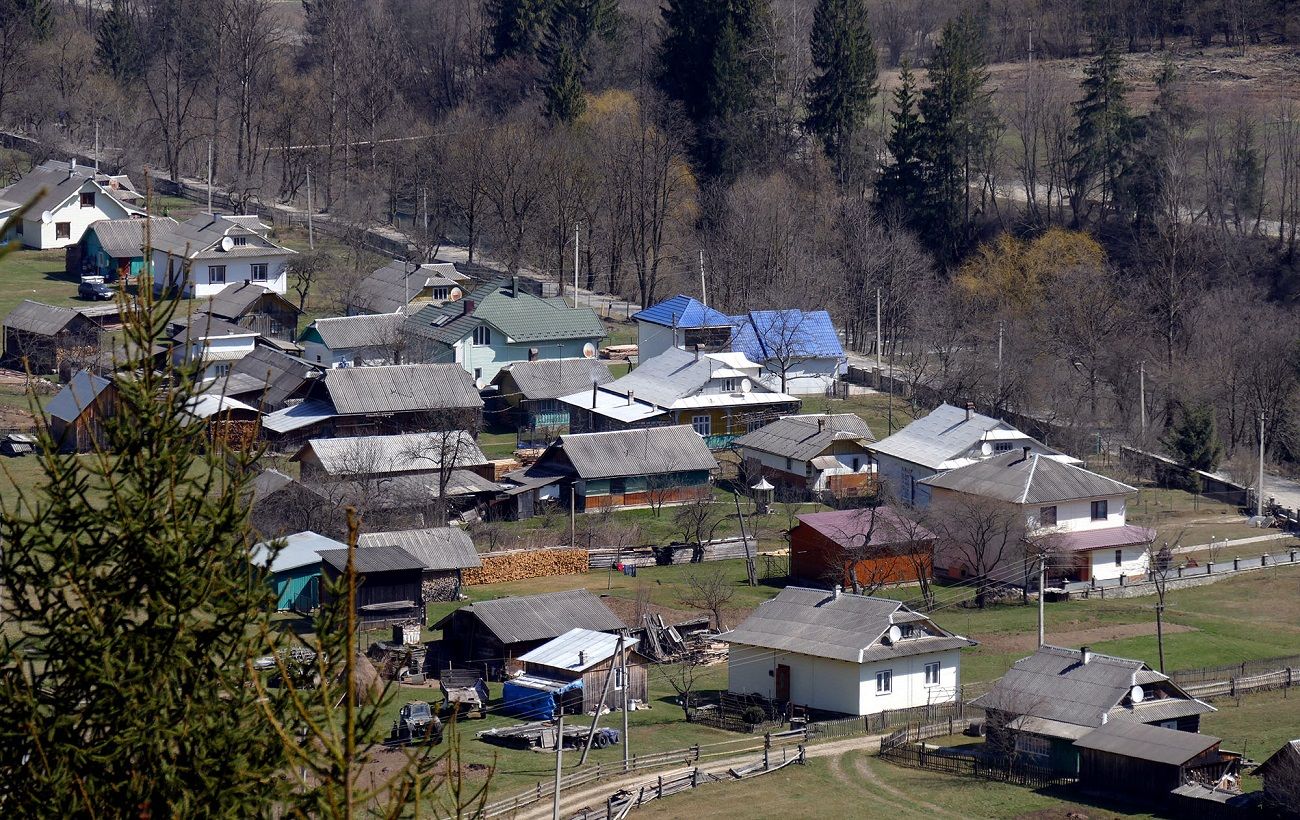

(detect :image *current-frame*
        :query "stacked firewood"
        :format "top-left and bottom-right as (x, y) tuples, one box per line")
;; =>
(461, 547), (589, 585)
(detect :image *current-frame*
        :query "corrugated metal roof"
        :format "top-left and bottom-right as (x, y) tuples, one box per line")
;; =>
(151, 213), (293, 260)
(317, 544), (424, 573)
(734, 413), (874, 461)
(920, 451), (1136, 504)
(1074, 721), (1220, 765)
(88, 217), (177, 258)
(1006, 716), (1092, 740)
(729, 309), (845, 362)
(46, 370), (112, 423)
(407, 281), (606, 345)
(170, 312), (257, 342)
(869, 404), (1064, 471)
(306, 312), (406, 349)
(0, 161), (144, 216)
(496, 358), (614, 400)
(322, 364), (482, 415)
(1108, 698), (1216, 724)
(350, 259), (467, 314)
(357, 527), (481, 571)
(183, 394), (258, 419)
(518, 628), (639, 672)
(297, 430), (486, 476)
(202, 282), (288, 320)
(252, 530), (348, 573)
(793, 506), (935, 550)
(721, 586), (974, 663)
(536, 426), (718, 480)
(632, 295), (733, 328)
(440, 589), (625, 645)
(229, 347), (319, 410)
(4, 300), (82, 336)
(261, 398), (336, 433)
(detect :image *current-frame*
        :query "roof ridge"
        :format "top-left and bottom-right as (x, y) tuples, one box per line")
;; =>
(1020, 453), (1039, 504)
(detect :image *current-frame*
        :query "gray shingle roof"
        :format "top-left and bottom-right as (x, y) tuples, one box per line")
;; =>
(306, 313), (406, 349)
(321, 364), (482, 415)
(497, 358), (614, 401)
(170, 312), (257, 343)
(227, 347), (320, 409)
(869, 403), (1063, 471)
(538, 426), (718, 480)
(297, 431), (486, 476)
(357, 527), (480, 571)
(1074, 721), (1220, 765)
(4, 300), (82, 335)
(734, 413), (875, 461)
(203, 282), (293, 321)
(351, 260), (468, 314)
(721, 586), (974, 663)
(440, 589), (626, 645)
(919, 451), (1136, 504)
(317, 544), (425, 573)
(0, 161), (143, 215)
(87, 217), (178, 258)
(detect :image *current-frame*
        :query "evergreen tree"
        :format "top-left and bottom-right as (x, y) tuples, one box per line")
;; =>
(1068, 41), (1135, 226)
(1165, 404), (1224, 472)
(95, 0), (142, 83)
(24, 0), (54, 40)
(804, 0), (878, 180)
(1117, 59), (1189, 231)
(876, 62), (925, 219)
(539, 0), (616, 122)
(544, 42), (586, 123)
(487, 0), (554, 61)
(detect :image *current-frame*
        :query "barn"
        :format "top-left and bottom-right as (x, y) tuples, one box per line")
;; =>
(788, 507), (933, 590)
(502, 628), (648, 719)
(317, 544), (426, 628)
(250, 530), (347, 612)
(1074, 721), (1231, 799)
(357, 527), (482, 602)
(46, 370), (117, 453)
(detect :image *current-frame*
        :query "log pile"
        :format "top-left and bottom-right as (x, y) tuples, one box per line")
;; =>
(461, 546), (589, 585)
(488, 458), (521, 481)
(600, 344), (638, 361)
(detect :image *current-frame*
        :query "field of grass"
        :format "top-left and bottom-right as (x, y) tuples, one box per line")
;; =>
(0, 248), (88, 319)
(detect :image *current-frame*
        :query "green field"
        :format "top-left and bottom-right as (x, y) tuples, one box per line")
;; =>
(0, 248), (88, 320)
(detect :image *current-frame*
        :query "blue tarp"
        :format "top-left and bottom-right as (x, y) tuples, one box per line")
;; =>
(501, 676), (584, 720)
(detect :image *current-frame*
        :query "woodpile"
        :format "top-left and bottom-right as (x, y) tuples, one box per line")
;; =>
(461, 546), (589, 586)
(487, 458), (521, 481)
(636, 614), (723, 665)
(601, 344), (637, 361)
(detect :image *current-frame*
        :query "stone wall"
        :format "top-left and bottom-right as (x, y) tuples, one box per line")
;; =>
(460, 547), (589, 586)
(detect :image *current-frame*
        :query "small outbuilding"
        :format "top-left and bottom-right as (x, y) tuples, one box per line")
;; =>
(251, 530), (347, 612)
(46, 370), (117, 453)
(3, 300), (101, 377)
(788, 507), (933, 590)
(318, 544), (426, 628)
(502, 628), (647, 718)
(1074, 721), (1227, 798)
(734, 413), (875, 500)
(1254, 739), (1300, 813)
(357, 527), (481, 602)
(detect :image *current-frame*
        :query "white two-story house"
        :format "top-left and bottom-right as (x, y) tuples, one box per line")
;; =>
(723, 586), (976, 717)
(170, 313), (260, 382)
(0, 160), (146, 249)
(921, 449), (1153, 584)
(151, 214), (295, 299)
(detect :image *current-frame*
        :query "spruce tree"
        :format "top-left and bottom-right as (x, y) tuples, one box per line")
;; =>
(876, 62), (925, 221)
(1117, 59), (1189, 231)
(544, 43), (587, 123)
(1165, 404), (1223, 473)
(487, 0), (554, 61)
(539, 0), (615, 122)
(1068, 41), (1135, 226)
(804, 0), (878, 180)
(95, 0), (142, 83)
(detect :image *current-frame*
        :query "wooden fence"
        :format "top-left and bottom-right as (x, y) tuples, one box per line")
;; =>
(1183, 667), (1298, 700)
(1171, 654), (1300, 688)
(878, 721), (1073, 790)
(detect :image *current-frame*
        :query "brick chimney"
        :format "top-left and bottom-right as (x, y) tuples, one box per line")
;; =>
(965, 402), (974, 421)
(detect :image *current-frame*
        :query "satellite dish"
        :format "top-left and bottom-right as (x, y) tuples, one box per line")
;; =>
(582, 342), (597, 359)
(740, 378), (752, 393)
(1130, 685), (1145, 704)
(40, 210), (53, 224)
(449, 286), (463, 301)
(219, 236), (235, 252)
(885, 625), (903, 644)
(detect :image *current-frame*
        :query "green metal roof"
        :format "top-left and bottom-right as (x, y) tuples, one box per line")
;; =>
(407, 281), (606, 345)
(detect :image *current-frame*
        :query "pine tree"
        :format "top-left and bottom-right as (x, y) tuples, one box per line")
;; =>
(544, 43), (587, 123)
(804, 0), (878, 180)
(487, 0), (554, 61)
(95, 0), (142, 83)
(1068, 41), (1135, 226)
(1117, 59), (1189, 231)
(876, 62), (925, 220)
(539, 0), (616, 122)
(1165, 404), (1223, 473)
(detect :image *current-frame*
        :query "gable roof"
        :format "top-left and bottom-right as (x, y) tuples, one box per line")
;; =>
(296, 430), (487, 476)
(46, 370), (113, 423)
(87, 217), (178, 258)
(408, 281), (606, 345)
(633, 295), (733, 329)
(251, 530), (348, 573)
(495, 358), (614, 400)
(1255, 739), (1300, 779)
(869, 403), (1068, 471)
(320, 364), (482, 415)
(226, 347), (320, 409)
(721, 586), (975, 663)
(303, 312), (406, 349)
(151, 213), (293, 260)
(317, 544), (424, 573)
(1074, 721), (1220, 766)
(170, 312), (258, 343)
(0, 160), (144, 217)
(438, 589), (626, 645)
(518, 628), (640, 672)
(535, 426), (718, 480)
(567, 346), (780, 415)
(350, 259), (469, 314)
(793, 506), (935, 549)
(357, 527), (481, 571)
(919, 451), (1136, 504)
(203, 282), (297, 321)
(730, 309), (845, 361)
(4, 300), (84, 336)
(734, 413), (874, 461)
(969, 645), (1214, 729)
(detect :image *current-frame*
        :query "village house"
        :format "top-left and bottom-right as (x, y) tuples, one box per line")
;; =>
(788, 507), (933, 590)
(198, 346), (321, 412)
(633, 295), (739, 361)
(490, 358), (614, 444)
(317, 545), (426, 628)
(560, 346), (800, 449)
(150, 214), (295, 299)
(77, 216), (177, 280)
(202, 282), (302, 345)
(734, 413), (875, 499)
(498, 426), (717, 519)
(356, 527), (481, 602)
(0, 160), (146, 250)
(46, 370), (117, 453)
(503, 629), (648, 719)
(921, 449), (1152, 585)
(298, 313), (411, 368)
(293, 431), (490, 483)
(405, 278), (607, 388)
(169, 313), (259, 382)
(259, 363), (483, 444)
(2, 300), (101, 377)
(1254, 739), (1300, 811)
(869, 403), (1079, 506)
(723, 586), (975, 717)
(250, 530), (347, 612)
(346, 259), (473, 315)
(434, 588), (627, 678)
(971, 645), (1215, 775)
(247, 469), (341, 540)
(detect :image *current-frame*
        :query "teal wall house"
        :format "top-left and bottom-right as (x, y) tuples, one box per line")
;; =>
(251, 530), (347, 612)
(77, 217), (178, 280)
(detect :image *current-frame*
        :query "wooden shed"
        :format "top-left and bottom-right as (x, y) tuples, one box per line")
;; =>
(514, 628), (648, 715)
(3, 300), (100, 378)
(1074, 721), (1227, 798)
(789, 507), (932, 590)
(317, 545), (426, 628)
(46, 370), (118, 453)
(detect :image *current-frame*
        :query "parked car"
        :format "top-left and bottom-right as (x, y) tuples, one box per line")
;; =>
(78, 280), (114, 301)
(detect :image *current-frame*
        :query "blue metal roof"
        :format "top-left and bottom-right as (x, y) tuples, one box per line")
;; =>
(730, 310), (844, 361)
(632, 295), (734, 328)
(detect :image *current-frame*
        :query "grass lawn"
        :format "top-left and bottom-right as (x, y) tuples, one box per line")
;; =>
(800, 390), (922, 440)
(0, 248), (89, 319)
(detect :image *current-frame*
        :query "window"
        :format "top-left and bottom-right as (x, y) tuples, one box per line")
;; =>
(994, 441), (1013, 453)
(473, 367), (482, 381)
(232, 235), (247, 246)
(80, 191), (95, 208)
(898, 624), (914, 639)
(1091, 499), (1108, 521)
(610, 478), (626, 495)
(472, 325), (491, 346)
(1039, 506), (1058, 527)
(56, 222), (70, 240)
(432, 286), (450, 300)
(1159, 720), (1179, 730)
(924, 662), (941, 686)
(213, 363), (230, 378)
(614, 665), (625, 691)
(250, 263), (268, 281)
(875, 670), (892, 694)
(1115, 549), (1123, 567)
(785, 457), (793, 471)
(721, 377), (737, 392)
(15, 221), (22, 235)
(208, 265), (227, 284)
(1016, 734), (1051, 762)
(692, 415), (711, 436)
(851, 457), (861, 471)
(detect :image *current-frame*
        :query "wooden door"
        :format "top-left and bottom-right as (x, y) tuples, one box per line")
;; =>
(775, 664), (791, 702)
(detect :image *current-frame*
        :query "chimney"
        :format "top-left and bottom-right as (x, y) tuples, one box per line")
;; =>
(627, 389), (635, 406)
(512, 274), (519, 296)
(818, 419), (826, 433)
(1081, 646), (1092, 665)
(462, 298), (476, 316)
(578, 650), (586, 666)
(965, 402), (974, 421)
(528, 347), (539, 362)
(833, 585), (842, 599)
(693, 344), (700, 362)
(1022, 445), (1032, 461)
(592, 380), (599, 408)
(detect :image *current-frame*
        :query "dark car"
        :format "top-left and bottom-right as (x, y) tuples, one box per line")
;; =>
(78, 280), (114, 301)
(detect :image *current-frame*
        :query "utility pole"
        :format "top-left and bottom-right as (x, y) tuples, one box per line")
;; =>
(206, 139), (214, 214)
(305, 166), (315, 250)
(699, 250), (707, 307)
(552, 711), (564, 820)
(732, 489), (757, 586)
(574, 222), (580, 306)
(579, 634), (623, 765)
(875, 288), (882, 386)
(621, 632), (630, 770)
(1037, 557), (1045, 647)
(94, 122), (100, 173)
(996, 320), (1004, 400)
(1258, 412), (1267, 517)
(1139, 361), (1146, 436)
(570, 491), (576, 549)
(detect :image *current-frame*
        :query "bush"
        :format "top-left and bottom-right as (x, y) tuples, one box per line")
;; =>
(742, 705), (767, 725)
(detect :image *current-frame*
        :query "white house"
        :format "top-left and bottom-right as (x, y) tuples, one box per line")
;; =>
(723, 586), (976, 717)
(0, 160), (146, 249)
(732, 413), (876, 499)
(170, 313), (259, 381)
(920, 449), (1153, 584)
(298, 313), (410, 368)
(150, 214), (295, 298)
(869, 403), (1080, 507)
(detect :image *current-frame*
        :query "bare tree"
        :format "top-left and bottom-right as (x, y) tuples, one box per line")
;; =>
(1147, 536), (1174, 673)
(661, 654), (708, 722)
(679, 564), (736, 631)
(287, 249), (334, 312)
(673, 496), (725, 563)
(932, 493), (1029, 608)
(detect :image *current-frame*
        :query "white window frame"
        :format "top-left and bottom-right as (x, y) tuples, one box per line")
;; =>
(56, 222), (71, 240)
(721, 377), (737, 392)
(213, 363), (230, 378)
(472, 325), (491, 346)
(1016, 734), (1051, 762)
(924, 662), (940, 686)
(875, 669), (892, 695)
(613, 665), (625, 691)
(208, 265), (227, 284)
(250, 263), (268, 282)
(232, 235), (247, 246)
(994, 441), (1013, 453)
(691, 415), (711, 436)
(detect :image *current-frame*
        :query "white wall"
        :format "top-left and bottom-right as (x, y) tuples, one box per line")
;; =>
(22, 184), (135, 250)
(457, 331), (594, 387)
(857, 650), (962, 714)
(874, 454), (935, 506)
(635, 321), (679, 362)
(301, 341), (393, 369)
(172, 333), (257, 381)
(152, 251), (290, 298)
(1089, 545), (1149, 582)
(757, 358), (841, 396)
